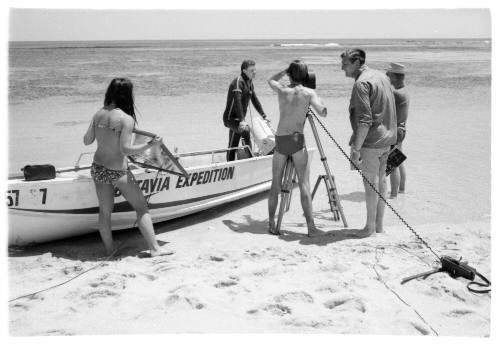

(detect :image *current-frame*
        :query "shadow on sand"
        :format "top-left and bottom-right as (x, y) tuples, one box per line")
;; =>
(8, 190), (270, 262)
(339, 191), (365, 203)
(222, 214), (369, 247)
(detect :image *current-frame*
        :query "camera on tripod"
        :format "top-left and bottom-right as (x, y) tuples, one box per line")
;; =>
(304, 72), (316, 89)
(285, 62), (316, 89)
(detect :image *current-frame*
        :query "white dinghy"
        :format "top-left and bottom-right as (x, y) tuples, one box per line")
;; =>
(7, 146), (281, 245)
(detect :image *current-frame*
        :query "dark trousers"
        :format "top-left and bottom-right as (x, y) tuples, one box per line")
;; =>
(227, 126), (252, 161)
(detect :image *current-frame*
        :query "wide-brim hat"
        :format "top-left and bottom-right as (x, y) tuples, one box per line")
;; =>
(386, 62), (406, 74)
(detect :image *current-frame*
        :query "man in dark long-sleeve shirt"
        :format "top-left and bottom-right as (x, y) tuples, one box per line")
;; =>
(223, 59), (267, 161)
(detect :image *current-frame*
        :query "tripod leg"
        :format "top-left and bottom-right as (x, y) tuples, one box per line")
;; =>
(276, 158), (293, 234)
(285, 165), (296, 212)
(322, 176), (340, 222)
(307, 113), (349, 227)
(311, 175), (323, 200)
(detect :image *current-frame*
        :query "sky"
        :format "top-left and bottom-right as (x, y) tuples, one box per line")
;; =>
(9, 8), (491, 41)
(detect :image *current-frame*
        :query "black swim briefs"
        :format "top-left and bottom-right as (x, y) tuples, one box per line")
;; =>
(275, 132), (305, 156)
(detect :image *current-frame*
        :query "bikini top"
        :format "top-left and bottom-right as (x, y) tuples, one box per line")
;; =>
(94, 110), (124, 134)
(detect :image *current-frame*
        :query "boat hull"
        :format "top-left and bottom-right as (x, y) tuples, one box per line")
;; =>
(7, 154), (276, 245)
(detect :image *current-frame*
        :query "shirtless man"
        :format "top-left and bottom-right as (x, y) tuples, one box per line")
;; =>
(267, 60), (327, 236)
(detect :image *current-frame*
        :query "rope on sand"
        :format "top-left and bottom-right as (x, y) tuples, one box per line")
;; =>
(8, 241), (128, 303)
(312, 113), (441, 261)
(372, 246), (439, 336)
(9, 169), (161, 303)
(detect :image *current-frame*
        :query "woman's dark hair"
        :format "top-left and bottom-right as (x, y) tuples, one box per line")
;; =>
(286, 60), (308, 84)
(104, 78), (136, 122)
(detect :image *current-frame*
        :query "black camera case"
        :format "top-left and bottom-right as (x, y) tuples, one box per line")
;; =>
(22, 164), (56, 181)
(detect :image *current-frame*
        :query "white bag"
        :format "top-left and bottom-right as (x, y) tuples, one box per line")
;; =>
(249, 114), (275, 155)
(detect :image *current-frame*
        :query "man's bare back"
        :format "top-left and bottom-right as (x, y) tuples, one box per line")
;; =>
(276, 85), (315, 135)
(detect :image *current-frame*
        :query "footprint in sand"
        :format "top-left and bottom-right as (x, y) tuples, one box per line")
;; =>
(323, 296), (366, 313)
(214, 277), (239, 288)
(62, 265), (84, 275)
(285, 318), (331, 328)
(42, 329), (74, 336)
(315, 286), (339, 294)
(377, 263), (390, 270)
(274, 291), (314, 304)
(82, 289), (119, 300)
(248, 252), (261, 259)
(164, 294), (205, 310)
(88, 273), (126, 290)
(252, 292), (314, 317)
(10, 302), (29, 311)
(138, 273), (158, 281)
(319, 263), (349, 273)
(450, 290), (467, 303)
(153, 264), (176, 273)
(410, 321), (430, 335)
(81, 273), (127, 303)
(446, 308), (475, 317)
(262, 303), (292, 316)
(253, 268), (270, 276)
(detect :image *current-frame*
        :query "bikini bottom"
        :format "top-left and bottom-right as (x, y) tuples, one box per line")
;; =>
(91, 162), (133, 185)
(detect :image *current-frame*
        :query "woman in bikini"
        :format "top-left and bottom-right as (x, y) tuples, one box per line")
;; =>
(83, 78), (172, 257)
(267, 60), (328, 236)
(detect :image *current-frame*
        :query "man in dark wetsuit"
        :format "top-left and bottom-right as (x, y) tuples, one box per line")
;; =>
(223, 59), (267, 161)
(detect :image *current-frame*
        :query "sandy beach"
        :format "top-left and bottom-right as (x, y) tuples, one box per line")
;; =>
(6, 30), (492, 339)
(8, 80), (491, 335)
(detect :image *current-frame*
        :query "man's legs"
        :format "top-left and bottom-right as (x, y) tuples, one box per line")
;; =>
(398, 163), (406, 193)
(390, 167), (400, 198)
(292, 148), (322, 236)
(359, 147), (389, 236)
(362, 171), (379, 235)
(376, 149), (390, 233)
(268, 151), (289, 233)
(227, 128), (241, 162)
(389, 143), (403, 197)
(240, 126), (252, 149)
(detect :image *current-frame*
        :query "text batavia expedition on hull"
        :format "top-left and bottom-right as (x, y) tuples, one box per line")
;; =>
(114, 166), (235, 197)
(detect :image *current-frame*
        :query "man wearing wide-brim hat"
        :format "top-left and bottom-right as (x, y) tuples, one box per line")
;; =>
(386, 62), (409, 198)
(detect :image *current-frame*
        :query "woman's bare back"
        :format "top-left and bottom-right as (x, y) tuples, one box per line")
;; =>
(92, 108), (128, 170)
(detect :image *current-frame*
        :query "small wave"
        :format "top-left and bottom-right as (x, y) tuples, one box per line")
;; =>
(271, 43), (340, 48)
(54, 120), (89, 127)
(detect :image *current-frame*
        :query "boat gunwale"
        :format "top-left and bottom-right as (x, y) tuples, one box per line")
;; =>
(7, 146), (316, 183)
